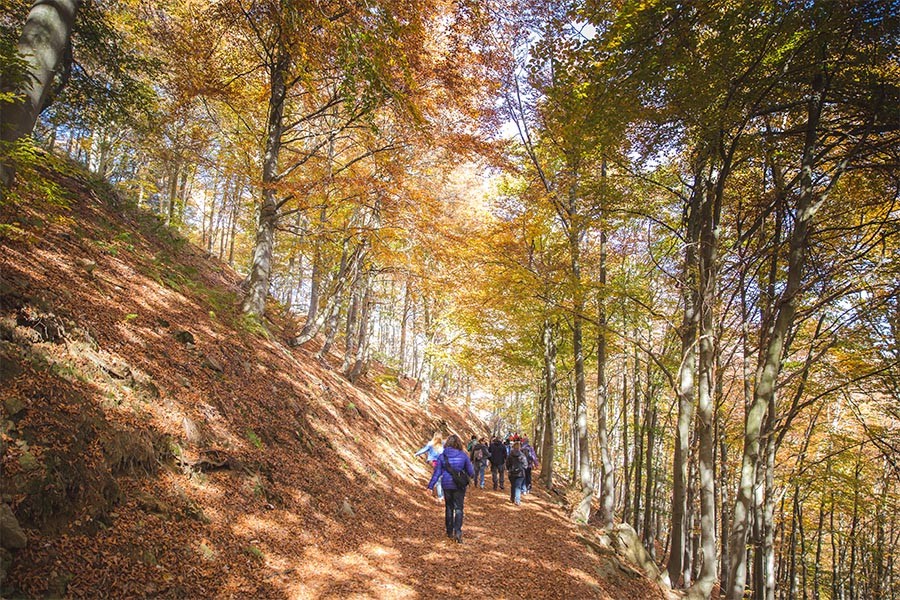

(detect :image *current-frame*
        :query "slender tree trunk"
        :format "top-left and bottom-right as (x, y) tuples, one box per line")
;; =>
(342, 272), (362, 372)
(670, 174), (702, 586)
(228, 184), (241, 265)
(813, 477), (825, 600)
(848, 455), (862, 600)
(399, 276), (411, 374)
(299, 203), (328, 337)
(643, 405), (657, 556)
(166, 162), (179, 225)
(725, 80), (827, 600)
(242, 47), (288, 318)
(417, 297), (434, 407)
(348, 274), (373, 383)
(634, 349), (645, 532)
(570, 224), (592, 522)
(541, 319), (557, 489)
(762, 414), (777, 600)
(788, 484), (800, 600)
(293, 240), (360, 347)
(622, 357), (631, 522)
(1, 0), (80, 186)
(830, 492), (839, 600)
(688, 178), (721, 599)
(720, 414), (731, 589)
(597, 222), (615, 528)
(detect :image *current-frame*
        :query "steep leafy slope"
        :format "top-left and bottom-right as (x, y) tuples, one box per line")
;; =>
(0, 158), (669, 599)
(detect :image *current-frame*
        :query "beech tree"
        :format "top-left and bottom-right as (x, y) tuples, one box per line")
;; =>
(1, 0), (79, 185)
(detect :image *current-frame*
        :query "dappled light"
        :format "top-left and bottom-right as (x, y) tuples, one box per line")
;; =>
(1, 1), (898, 599)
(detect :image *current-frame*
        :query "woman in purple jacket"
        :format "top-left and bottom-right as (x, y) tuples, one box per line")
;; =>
(427, 434), (475, 543)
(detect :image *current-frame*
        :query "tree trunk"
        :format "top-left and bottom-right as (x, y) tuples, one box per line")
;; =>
(622, 357), (631, 522)
(597, 222), (615, 528)
(399, 276), (411, 374)
(725, 80), (827, 600)
(347, 275), (373, 383)
(687, 176), (720, 599)
(417, 297), (434, 407)
(570, 224), (592, 522)
(1, 0), (80, 186)
(541, 319), (557, 489)
(342, 272), (363, 373)
(669, 173), (702, 586)
(634, 349), (645, 532)
(643, 405), (657, 557)
(242, 47), (288, 318)
(292, 240), (360, 347)
(298, 205), (327, 338)
(166, 162), (179, 225)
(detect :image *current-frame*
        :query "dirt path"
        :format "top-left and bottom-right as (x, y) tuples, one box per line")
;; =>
(277, 480), (667, 600)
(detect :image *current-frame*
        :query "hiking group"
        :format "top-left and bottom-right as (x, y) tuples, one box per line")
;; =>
(415, 431), (540, 544)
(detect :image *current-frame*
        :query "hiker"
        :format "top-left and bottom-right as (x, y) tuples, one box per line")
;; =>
(466, 434), (477, 452)
(506, 441), (528, 506)
(521, 436), (539, 494)
(488, 437), (507, 490)
(469, 437), (490, 488)
(427, 434), (475, 543)
(415, 432), (444, 499)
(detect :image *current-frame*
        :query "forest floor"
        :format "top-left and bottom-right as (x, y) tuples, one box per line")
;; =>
(0, 155), (671, 599)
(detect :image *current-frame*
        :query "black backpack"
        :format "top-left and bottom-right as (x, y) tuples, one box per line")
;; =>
(507, 453), (525, 478)
(473, 446), (484, 462)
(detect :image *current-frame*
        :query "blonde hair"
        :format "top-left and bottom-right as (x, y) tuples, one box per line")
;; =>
(431, 432), (443, 453)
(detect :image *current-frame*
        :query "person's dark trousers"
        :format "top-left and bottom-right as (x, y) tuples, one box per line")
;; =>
(443, 488), (466, 538)
(524, 467), (532, 492)
(491, 464), (506, 489)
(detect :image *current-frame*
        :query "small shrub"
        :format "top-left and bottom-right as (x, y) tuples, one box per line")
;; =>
(246, 429), (263, 450)
(0, 223), (35, 244)
(243, 545), (264, 561)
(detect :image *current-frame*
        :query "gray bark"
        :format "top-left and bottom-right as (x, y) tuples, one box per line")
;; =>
(242, 47), (289, 318)
(669, 173), (702, 586)
(1, 0), (80, 186)
(687, 172), (723, 599)
(347, 275), (373, 383)
(725, 81), (827, 600)
(399, 277), (411, 374)
(298, 205), (328, 338)
(597, 224), (615, 528)
(541, 319), (557, 489)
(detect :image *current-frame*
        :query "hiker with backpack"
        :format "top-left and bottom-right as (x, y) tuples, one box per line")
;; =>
(415, 432), (444, 500)
(469, 437), (489, 488)
(505, 441), (528, 506)
(488, 437), (507, 490)
(521, 436), (539, 494)
(466, 434), (477, 453)
(427, 434), (475, 543)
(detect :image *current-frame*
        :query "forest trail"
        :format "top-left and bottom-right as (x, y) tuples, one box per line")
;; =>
(1, 163), (670, 599)
(253, 476), (667, 600)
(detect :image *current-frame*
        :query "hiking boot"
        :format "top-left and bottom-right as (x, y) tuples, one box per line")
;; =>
(454, 531), (463, 544)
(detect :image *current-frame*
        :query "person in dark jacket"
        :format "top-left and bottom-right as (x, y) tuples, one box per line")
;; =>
(521, 436), (539, 494)
(469, 437), (490, 488)
(488, 437), (507, 490)
(506, 441), (528, 505)
(427, 434), (475, 543)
